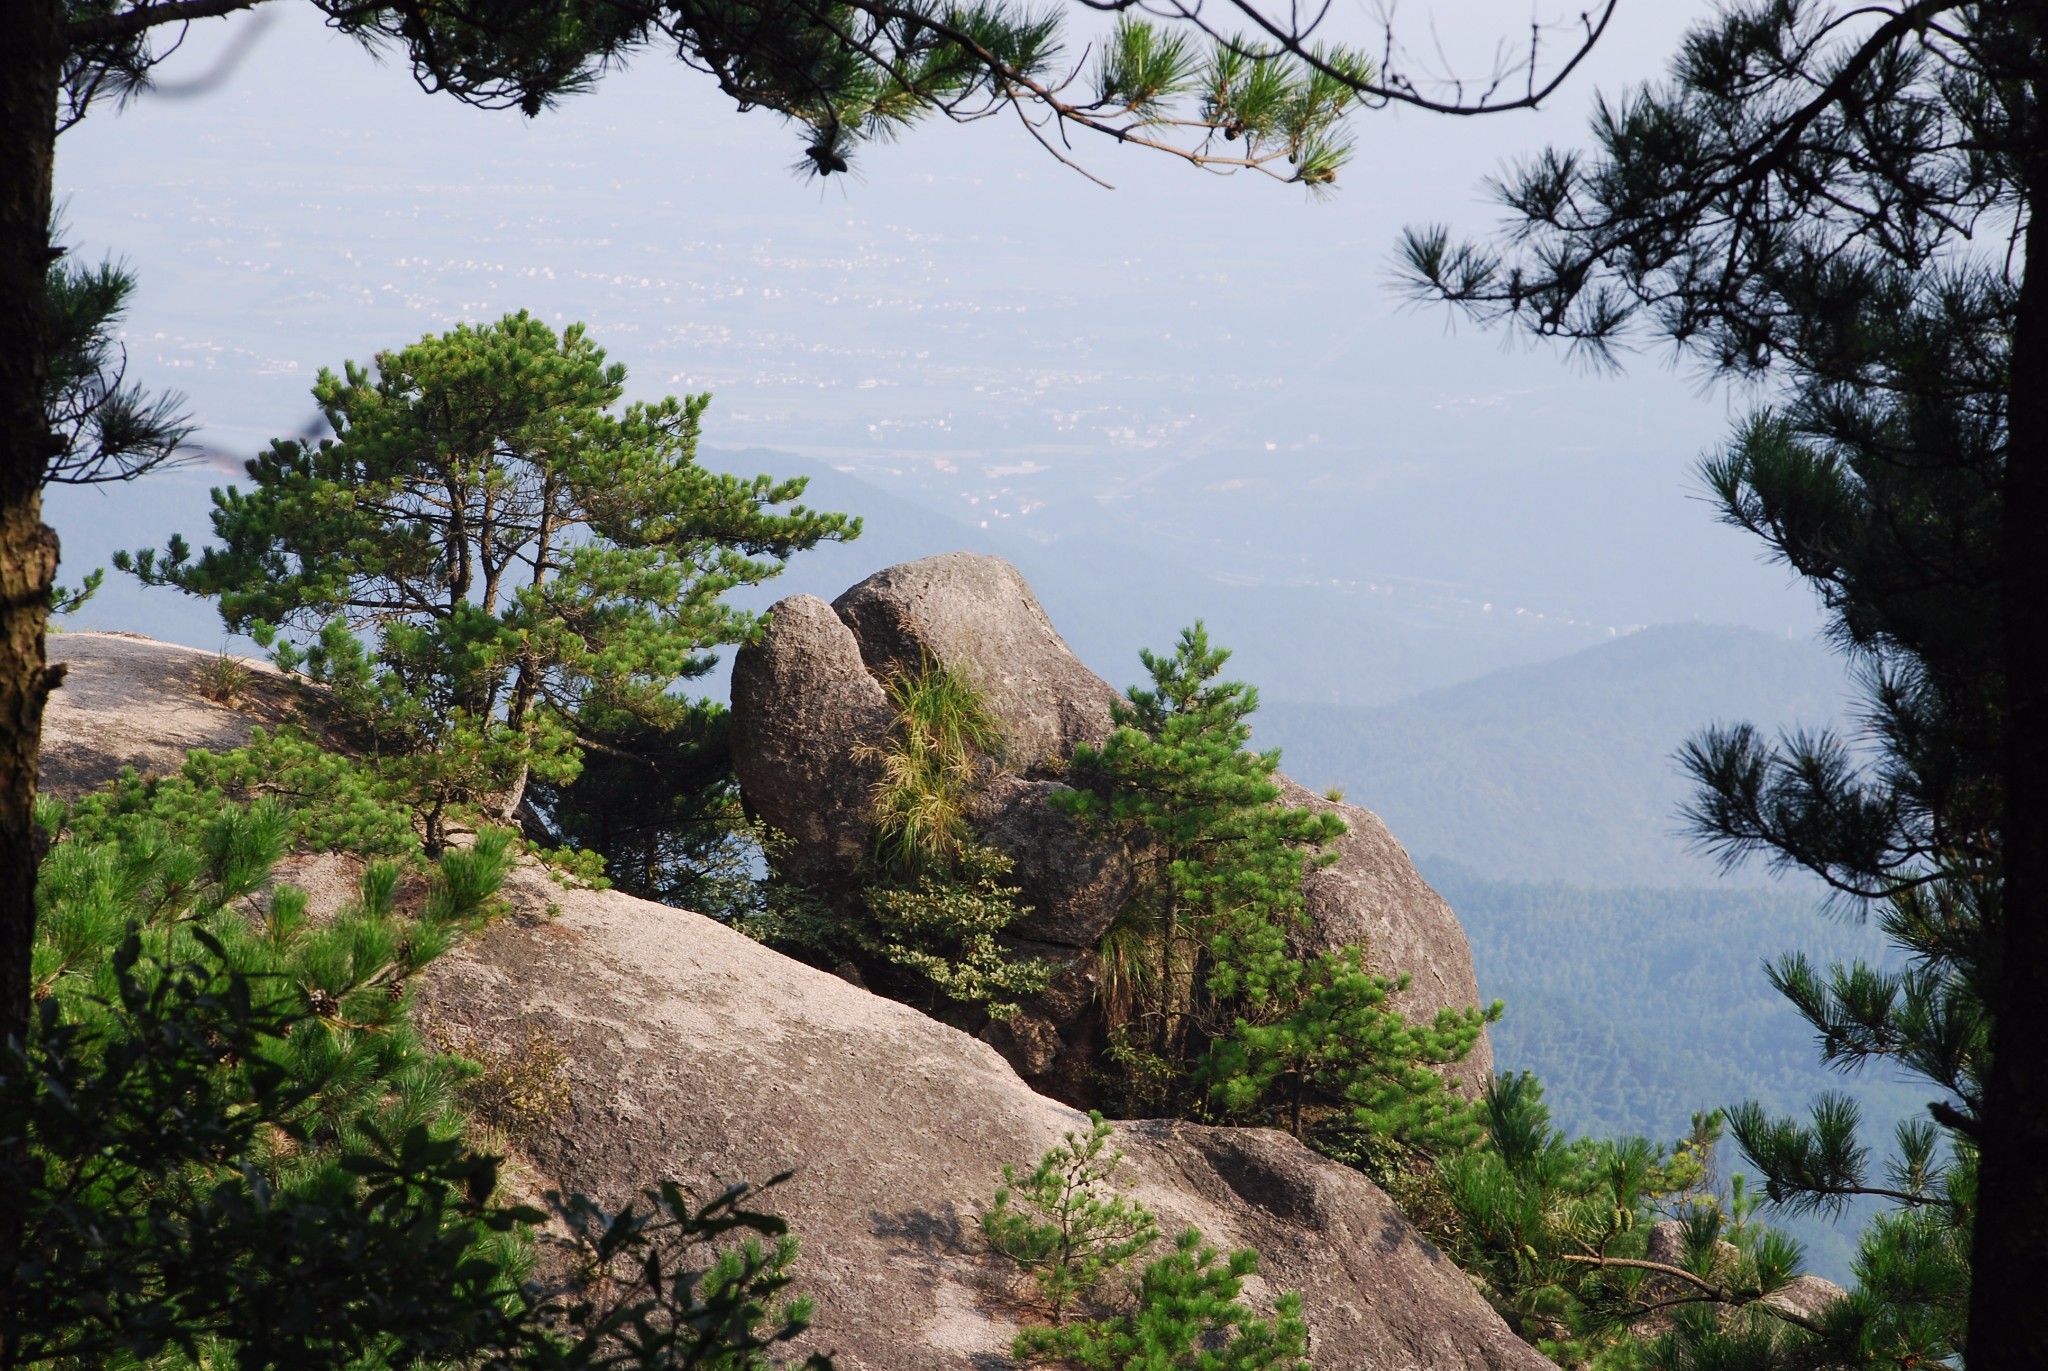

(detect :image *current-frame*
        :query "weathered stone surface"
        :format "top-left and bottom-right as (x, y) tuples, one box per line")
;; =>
(40, 633), (285, 799)
(729, 595), (893, 889)
(1281, 779), (1496, 1090)
(831, 553), (1122, 775)
(418, 862), (1553, 1371)
(1761, 1273), (1848, 1323)
(44, 628), (1553, 1370)
(970, 773), (1137, 948)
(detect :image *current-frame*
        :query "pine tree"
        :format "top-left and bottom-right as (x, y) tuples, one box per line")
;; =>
(1055, 624), (1489, 1155)
(117, 312), (856, 849)
(984, 1116), (1310, 1371)
(1400, 6), (2048, 1358)
(533, 698), (758, 912)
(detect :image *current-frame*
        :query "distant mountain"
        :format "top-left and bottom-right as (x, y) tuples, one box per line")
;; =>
(708, 448), (1616, 708)
(1252, 623), (1854, 887)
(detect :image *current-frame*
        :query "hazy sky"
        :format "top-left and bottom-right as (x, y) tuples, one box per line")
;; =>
(48, 0), (1824, 675)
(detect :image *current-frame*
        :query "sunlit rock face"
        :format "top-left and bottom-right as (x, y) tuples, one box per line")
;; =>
(728, 552), (1494, 1102)
(44, 627), (1550, 1371)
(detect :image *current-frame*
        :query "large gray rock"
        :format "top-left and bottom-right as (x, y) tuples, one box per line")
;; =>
(42, 628), (1550, 1370)
(38, 632), (286, 799)
(729, 554), (1494, 1095)
(729, 595), (894, 890)
(419, 863), (1553, 1371)
(832, 553), (1122, 775)
(970, 773), (1139, 947)
(1284, 780), (1494, 1090)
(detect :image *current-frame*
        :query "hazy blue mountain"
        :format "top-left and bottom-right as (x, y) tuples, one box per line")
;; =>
(1252, 623), (1855, 887)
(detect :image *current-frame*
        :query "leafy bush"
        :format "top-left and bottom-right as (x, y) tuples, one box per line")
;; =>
(194, 649), (255, 705)
(442, 1020), (576, 1145)
(536, 1178), (831, 1370)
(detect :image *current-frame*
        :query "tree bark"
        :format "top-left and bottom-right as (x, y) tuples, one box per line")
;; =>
(1970, 99), (2048, 1366)
(0, 0), (65, 1333)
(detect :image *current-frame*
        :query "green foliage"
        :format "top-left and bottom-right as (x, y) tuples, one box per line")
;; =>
(534, 1178), (831, 1370)
(59, 725), (419, 860)
(981, 1113), (1160, 1321)
(7, 790), (526, 1366)
(1055, 623), (1484, 1155)
(1405, 3), (2039, 1358)
(44, 244), (193, 486)
(118, 311), (856, 848)
(1438, 1074), (1814, 1366)
(1201, 947), (1489, 1153)
(985, 1120), (1307, 1371)
(1012, 1230), (1310, 1371)
(750, 659), (1046, 1023)
(535, 698), (749, 911)
(13, 743), (834, 1367)
(861, 842), (1053, 1021)
(441, 1020), (576, 1145)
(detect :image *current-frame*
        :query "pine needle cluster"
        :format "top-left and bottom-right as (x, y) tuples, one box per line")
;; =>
(983, 1115), (1310, 1371)
(1056, 623), (1492, 1156)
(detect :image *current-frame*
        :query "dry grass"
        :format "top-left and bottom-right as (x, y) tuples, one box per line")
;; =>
(194, 650), (254, 707)
(437, 1020), (573, 1143)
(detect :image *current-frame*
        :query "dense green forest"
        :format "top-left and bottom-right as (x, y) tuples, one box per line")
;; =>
(1432, 867), (1924, 1284)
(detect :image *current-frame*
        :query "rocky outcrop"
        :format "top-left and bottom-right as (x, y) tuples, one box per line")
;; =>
(728, 595), (895, 891)
(831, 553), (1124, 775)
(419, 862), (1550, 1371)
(36, 633), (288, 799)
(42, 629), (1555, 1371)
(729, 553), (1493, 1096)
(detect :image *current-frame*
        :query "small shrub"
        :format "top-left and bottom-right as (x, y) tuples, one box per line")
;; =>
(982, 1113), (1160, 1321)
(1012, 1229), (1311, 1371)
(196, 648), (255, 705)
(985, 1117), (1309, 1369)
(446, 1021), (574, 1143)
(539, 1177), (831, 1369)
(863, 841), (1052, 1020)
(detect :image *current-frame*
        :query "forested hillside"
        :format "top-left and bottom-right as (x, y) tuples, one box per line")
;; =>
(1254, 624), (1852, 887)
(1432, 867), (1920, 1284)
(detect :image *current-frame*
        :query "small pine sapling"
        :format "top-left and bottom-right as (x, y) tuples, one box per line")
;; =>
(985, 1118), (1311, 1369)
(981, 1113), (1161, 1321)
(1012, 1229), (1311, 1371)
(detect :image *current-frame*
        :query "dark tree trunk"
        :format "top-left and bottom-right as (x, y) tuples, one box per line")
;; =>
(0, 0), (63, 1333)
(1971, 120), (2048, 1367)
